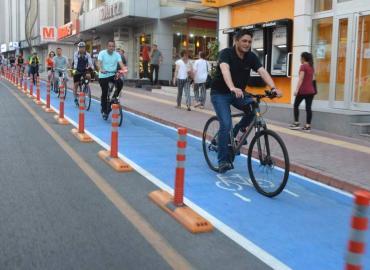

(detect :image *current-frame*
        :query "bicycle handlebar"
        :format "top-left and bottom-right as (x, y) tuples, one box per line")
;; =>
(248, 90), (278, 100)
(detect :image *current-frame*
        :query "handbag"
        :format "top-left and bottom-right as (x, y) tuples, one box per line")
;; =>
(312, 73), (317, 95)
(312, 80), (317, 95)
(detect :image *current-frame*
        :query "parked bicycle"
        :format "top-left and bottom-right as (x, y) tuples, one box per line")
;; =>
(202, 90), (290, 197)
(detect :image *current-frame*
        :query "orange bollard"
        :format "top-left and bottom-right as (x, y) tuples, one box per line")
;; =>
(42, 80), (54, 113)
(174, 128), (187, 206)
(18, 71), (23, 90)
(71, 92), (93, 142)
(28, 79), (35, 98)
(34, 77), (43, 105)
(345, 190), (370, 270)
(98, 104), (132, 172)
(53, 85), (69, 125)
(23, 74), (28, 93)
(148, 128), (213, 233)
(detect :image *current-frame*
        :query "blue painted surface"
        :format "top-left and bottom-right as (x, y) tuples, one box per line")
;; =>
(35, 80), (370, 270)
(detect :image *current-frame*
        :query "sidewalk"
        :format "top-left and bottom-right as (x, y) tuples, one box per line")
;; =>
(42, 73), (370, 192)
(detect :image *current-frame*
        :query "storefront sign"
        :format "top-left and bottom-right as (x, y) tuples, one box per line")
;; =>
(57, 20), (80, 40)
(41, 26), (57, 42)
(58, 23), (73, 40)
(8, 42), (18, 51)
(99, 1), (123, 21)
(1, 44), (7, 53)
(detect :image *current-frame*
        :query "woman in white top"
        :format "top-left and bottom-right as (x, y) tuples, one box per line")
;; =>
(192, 51), (209, 109)
(173, 50), (192, 111)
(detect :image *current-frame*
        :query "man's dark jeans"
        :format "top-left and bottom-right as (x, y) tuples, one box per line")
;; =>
(211, 92), (255, 164)
(150, 64), (159, 85)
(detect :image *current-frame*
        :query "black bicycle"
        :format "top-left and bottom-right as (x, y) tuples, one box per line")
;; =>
(104, 71), (123, 126)
(70, 70), (92, 111)
(202, 90), (290, 197)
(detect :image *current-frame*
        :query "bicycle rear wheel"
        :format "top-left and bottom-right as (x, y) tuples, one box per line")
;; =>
(247, 129), (289, 197)
(202, 116), (220, 172)
(83, 84), (91, 111)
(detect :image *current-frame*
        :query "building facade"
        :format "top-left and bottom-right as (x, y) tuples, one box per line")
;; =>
(69, 0), (218, 82)
(202, 0), (370, 112)
(0, 0), (81, 71)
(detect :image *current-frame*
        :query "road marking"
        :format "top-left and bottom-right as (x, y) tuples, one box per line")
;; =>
(125, 90), (370, 155)
(283, 189), (299, 197)
(233, 193), (252, 203)
(2, 81), (194, 270)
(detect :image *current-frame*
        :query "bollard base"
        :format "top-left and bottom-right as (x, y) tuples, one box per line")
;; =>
(98, 150), (133, 172)
(27, 94), (36, 99)
(34, 99), (43, 105)
(54, 115), (69, 125)
(42, 106), (54, 113)
(71, 128), (93, 143)
(148, 190), (213, 234)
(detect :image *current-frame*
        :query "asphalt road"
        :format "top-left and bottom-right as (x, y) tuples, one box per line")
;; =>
(0, 78), (271, 270)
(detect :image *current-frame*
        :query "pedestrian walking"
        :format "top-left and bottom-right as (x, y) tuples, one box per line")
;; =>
(289, 52), (316, 132)
(150, 44), (163, 85)
(142, 45), (150, 79)
(192, 51), (209, 109)
(173, 50), (192, 111)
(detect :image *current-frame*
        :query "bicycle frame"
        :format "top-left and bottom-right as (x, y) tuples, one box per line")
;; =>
(232, 101), (267, 154)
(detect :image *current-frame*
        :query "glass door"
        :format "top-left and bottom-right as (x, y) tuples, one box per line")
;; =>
(330, 15), (354, 108)
(352, 12), (370, 111)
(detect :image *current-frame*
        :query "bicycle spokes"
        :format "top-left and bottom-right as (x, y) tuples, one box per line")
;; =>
(248, 130), (289, 197)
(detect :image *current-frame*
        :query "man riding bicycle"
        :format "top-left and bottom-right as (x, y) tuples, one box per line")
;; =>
(16, 53), (25, 73)
(53, 48), (68, 93)
(72, 41), (94, 106)
(96, 40), (127, 120)
(29, 51), (40, 85)
(211, 29), (282, 173)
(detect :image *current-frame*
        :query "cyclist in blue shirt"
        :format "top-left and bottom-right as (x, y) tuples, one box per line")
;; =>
(96, 40), (128, 120)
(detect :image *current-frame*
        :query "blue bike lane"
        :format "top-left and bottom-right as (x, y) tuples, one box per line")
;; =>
(34, 80), (370, 270)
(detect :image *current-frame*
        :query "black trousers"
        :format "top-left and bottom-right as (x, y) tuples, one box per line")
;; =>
(142, 61), (149, 78)
(150, 64), (159, 84)
(99, 76), (123, 114)
(294, 94), (314, 125)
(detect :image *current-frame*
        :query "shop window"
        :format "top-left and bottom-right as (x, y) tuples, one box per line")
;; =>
(314, 0), (332, 12)
(312, 17), (333, 100)
(354, 15), (370, 104)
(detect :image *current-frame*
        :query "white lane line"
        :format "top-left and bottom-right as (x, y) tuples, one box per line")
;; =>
(283, 189), (299, 198)
(233, 193), (252, 203)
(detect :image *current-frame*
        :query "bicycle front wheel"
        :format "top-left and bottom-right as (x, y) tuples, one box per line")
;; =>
(202, 116), (220, 172)
(83, 85), (91, 111)
(118, 105), (123, 127)
(247, 129), (289, 197)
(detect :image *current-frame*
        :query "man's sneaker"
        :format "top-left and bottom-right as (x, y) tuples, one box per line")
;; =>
(218, 162), (233, 174)
(74, 98), (79, 107)
(302, 125), (311, 132)
(289, 122), (300, 130)
(102, 113), (108, 120)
